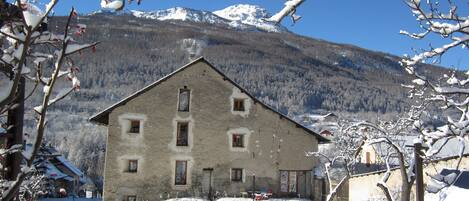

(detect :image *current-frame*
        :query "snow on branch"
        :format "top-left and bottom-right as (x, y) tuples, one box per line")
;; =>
(100, 0), (124, 11)
(64, 42), (99, 55)
(401, 0), (469, 68)
(100, 0), (142, 11)
(399, 2), (469, 197)
(341, 116), (420, 201)
(266, 0), (305, 24)
(1, 3), (98, 200)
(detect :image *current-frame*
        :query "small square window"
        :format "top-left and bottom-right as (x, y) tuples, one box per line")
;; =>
(232, 134), (244, 148)
(126, 195), (137, 201)
(128, 160), (138, 173)
(233, 99), (245, 111)
(177, 122), (189, 146)
(129, 120), (140, 134)
(231, 168), (243, 182)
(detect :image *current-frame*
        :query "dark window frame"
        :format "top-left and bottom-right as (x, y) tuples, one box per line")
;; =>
(231, 168), (243, 182)
(176, 122), (189, 146)
(178, 88), (191, 112)
(126, 195), (137, 201)
(128, 160), (138, 173)
(129, 120), (140, 134)
(233, 98), (245, 111)
(175, 160), (188, 185)
(232, 134), (244, 148)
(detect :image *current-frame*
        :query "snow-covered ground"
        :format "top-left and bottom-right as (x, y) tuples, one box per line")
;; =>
(165, 199), (311, 201)
(425, 186), (469, 201)
(39, 198), (311, 201)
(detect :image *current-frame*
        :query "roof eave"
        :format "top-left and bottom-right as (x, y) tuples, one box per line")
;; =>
(88, 57), (330, 143)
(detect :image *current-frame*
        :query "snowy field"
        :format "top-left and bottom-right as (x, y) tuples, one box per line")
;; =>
(165, 198), (311, 201)
(425, 186), (469, 201)
(39, 198), (311, 201)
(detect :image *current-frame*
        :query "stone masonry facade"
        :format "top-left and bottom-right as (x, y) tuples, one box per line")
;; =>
(91, 58), (328, 201)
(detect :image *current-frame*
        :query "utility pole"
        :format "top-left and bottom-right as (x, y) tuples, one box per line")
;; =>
(252, 175), (256, 201)
(414, 142), (424, 201)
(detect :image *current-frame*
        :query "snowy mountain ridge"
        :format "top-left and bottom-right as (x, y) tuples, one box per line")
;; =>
(213, 4), (287, 32)
(128, 4), (286, 32)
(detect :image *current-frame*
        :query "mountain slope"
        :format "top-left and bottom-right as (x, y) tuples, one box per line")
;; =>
(49, 11), (448, 118)
(32, 10), (449, 180)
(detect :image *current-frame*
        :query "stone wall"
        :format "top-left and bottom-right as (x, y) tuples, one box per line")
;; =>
(102, 60), (321, 201)
(347, 154), (469, 201)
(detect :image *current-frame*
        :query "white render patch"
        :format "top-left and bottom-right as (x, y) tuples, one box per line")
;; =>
(169, 115), (194, 152)
(230, 87), (251, 118)
(118, 113), (147, 140)
(227, 127), (253, 152)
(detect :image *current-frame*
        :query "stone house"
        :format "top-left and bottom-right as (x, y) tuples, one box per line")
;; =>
(90, 57), (329, 201)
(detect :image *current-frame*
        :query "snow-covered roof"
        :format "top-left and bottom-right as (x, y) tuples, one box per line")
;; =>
(55, 156), (85, 179)
(295, 113), (339, 136)
(27, 144), (86, 183)
(43, 162), (69, 180)
(402, 136), (469, 158)
(300, 113), (337, 122)
(425, 169), (469, 201)
(89, 57), (329, 143)
(440, 169), (469, 189)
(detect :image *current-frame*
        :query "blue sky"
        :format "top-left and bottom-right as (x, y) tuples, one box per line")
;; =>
(36, 0), (469, 69)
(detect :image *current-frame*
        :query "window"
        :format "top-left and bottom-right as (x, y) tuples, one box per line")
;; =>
(232, 134), (244, 148)
(128, 160), (138, 173)
(288, 171), (297, 193)
(126, 195), (137, 201)
(177, 122), (189, 146)
(178, 88), (190, 112)
(233, 99), (245, 111)
(231, 168), (243, 182)
(280, 171), (298, 193)
(175, 160), (187, 185)
(129, 120), (140, 134)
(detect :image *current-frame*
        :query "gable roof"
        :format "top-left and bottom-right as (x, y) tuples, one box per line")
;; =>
(28, 144), (87, 183)
(89, 57), (329, 143)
